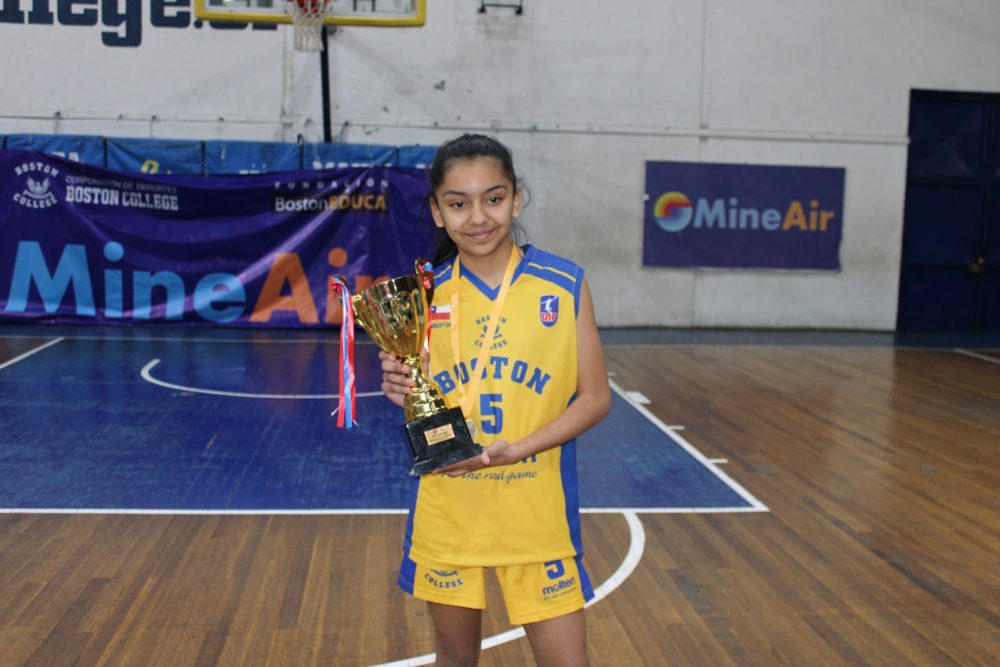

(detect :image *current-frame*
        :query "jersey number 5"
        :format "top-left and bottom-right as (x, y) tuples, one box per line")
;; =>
(480, 393), (503, 434)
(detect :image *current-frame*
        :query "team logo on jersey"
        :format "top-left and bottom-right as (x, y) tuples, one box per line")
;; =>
(12, 161), (59, 209)
(539, 295), (559, 327)
(474, 315), (508, 349)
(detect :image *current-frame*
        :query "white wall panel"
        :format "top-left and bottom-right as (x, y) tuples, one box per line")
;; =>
(3, 1), (1000, 329)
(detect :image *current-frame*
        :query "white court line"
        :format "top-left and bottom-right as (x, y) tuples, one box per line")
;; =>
(140, 358), (383, 400)
(954, 348), (1000, 366)
(0, 337), (64, 372)
(371, 511), (646, 667)
(1, 341), (751, 661)
(0, 495), (651, 667)
(586, 506), (762, 514)
(625, 390), (650, 405)
(0, 506), (645, 664)
(609, 379), (769, 513)
(0, 506), (647, 664)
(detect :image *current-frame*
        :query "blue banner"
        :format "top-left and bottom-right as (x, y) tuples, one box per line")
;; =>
(204, 140), (302, 175)
(397, 145), (438, 169)
(0, 151), (435, 327)
(643, 161), (844, 270)
(304, 143), (398, 171)
(107, 137), (204, 175)
(1, 133), (436, 176)
(4, 134), (106, 167)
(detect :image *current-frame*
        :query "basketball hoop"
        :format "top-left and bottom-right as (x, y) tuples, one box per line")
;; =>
(287, 0), (333, 52)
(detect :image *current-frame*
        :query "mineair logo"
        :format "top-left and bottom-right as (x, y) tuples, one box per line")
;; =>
(653, 190), (836, 234)
(653, 191), (692, 232)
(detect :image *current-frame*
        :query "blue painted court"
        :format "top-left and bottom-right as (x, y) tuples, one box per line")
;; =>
(0, 329), (762, 513)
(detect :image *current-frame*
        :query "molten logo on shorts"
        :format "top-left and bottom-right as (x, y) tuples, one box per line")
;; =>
(539, 295), (559, 327)
(541, 559), (575, 598)
(542, 577), (577, 597)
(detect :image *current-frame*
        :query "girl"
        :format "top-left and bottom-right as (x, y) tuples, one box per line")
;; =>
(380, 134), (611, 667)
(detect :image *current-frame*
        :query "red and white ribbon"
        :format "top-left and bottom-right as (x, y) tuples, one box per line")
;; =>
(329, 276), (356, 428)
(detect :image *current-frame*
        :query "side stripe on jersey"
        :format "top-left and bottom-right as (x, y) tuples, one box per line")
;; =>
(521, 243), (584, 313)
(575, 553), (596, 602)
(525, 247), (579, 278)
(398, 555), (417, 594)
(560, 438), (585, 556)
(402, 476), (421, 559)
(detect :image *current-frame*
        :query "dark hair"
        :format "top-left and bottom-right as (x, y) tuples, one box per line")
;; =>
(428, 133), (526, 265)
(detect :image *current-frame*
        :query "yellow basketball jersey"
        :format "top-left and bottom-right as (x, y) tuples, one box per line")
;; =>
(404, 245), (585, 568)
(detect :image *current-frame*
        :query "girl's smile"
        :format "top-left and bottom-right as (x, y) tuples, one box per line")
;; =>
(430, 156), (522, 283)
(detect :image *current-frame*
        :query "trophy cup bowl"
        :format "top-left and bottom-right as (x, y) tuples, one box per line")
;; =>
(346, 268), (483, 476)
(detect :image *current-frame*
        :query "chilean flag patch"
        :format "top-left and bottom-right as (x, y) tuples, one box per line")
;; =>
(539, 295), (559, 327)
(430, 304), (450, 322)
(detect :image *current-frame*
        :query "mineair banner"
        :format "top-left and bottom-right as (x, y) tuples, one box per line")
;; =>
(643, 161), (845, 270)
(0, 150), (435, 327)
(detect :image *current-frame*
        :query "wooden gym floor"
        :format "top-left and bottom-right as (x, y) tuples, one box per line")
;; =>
(0, 330), (997, 665)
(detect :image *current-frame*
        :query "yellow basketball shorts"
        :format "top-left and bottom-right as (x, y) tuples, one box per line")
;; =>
(398, 555), (594, 625)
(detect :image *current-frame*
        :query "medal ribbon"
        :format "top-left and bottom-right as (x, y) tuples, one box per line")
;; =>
(329, 276), (356, 428)
(450, 244), (520, 418)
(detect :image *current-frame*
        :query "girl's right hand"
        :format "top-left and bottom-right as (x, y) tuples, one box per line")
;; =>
(379, 350), (416, 409)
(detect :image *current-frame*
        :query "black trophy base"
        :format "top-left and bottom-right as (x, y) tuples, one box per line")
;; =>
(405, 406), (484, 476)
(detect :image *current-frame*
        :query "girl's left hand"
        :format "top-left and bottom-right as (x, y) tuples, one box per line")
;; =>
(439, 439), (517, 476)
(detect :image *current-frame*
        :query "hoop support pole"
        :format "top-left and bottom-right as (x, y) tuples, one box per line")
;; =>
(321, 25), (333, 143)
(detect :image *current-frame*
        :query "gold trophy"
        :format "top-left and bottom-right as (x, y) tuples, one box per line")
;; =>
(337, 263), (483, 476)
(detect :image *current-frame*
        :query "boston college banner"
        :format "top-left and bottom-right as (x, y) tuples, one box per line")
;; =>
(0, 150), (435, 327)
(643, 160), (845, 271)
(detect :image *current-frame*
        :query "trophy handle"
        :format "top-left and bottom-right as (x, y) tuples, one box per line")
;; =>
(414, 258), (435, 304)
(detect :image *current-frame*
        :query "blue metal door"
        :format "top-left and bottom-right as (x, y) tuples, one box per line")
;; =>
(898, 90), (1000, 331)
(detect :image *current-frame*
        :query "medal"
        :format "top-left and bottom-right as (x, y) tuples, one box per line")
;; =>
(449, 244), (521, 426)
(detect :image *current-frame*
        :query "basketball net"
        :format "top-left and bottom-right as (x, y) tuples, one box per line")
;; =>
(287, 0), (333, 52)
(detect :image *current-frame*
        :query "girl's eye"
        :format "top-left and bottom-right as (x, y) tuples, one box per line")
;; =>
(449, 201), (465, 209)
(488, 195), (503, 205)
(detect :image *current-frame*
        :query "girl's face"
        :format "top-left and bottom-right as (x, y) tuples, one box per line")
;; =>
(430, 156), (522, 263)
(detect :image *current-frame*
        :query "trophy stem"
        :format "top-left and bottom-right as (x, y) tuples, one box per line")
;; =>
(401, 354), (449, 422)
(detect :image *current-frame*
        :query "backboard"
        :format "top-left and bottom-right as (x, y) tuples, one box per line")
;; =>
(193, 0), (426, 27)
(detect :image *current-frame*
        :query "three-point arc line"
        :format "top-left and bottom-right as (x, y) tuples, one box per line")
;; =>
(140, 358), (384, 399)
(371, 512), (647, 667)
(138, 357), (649, 664)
